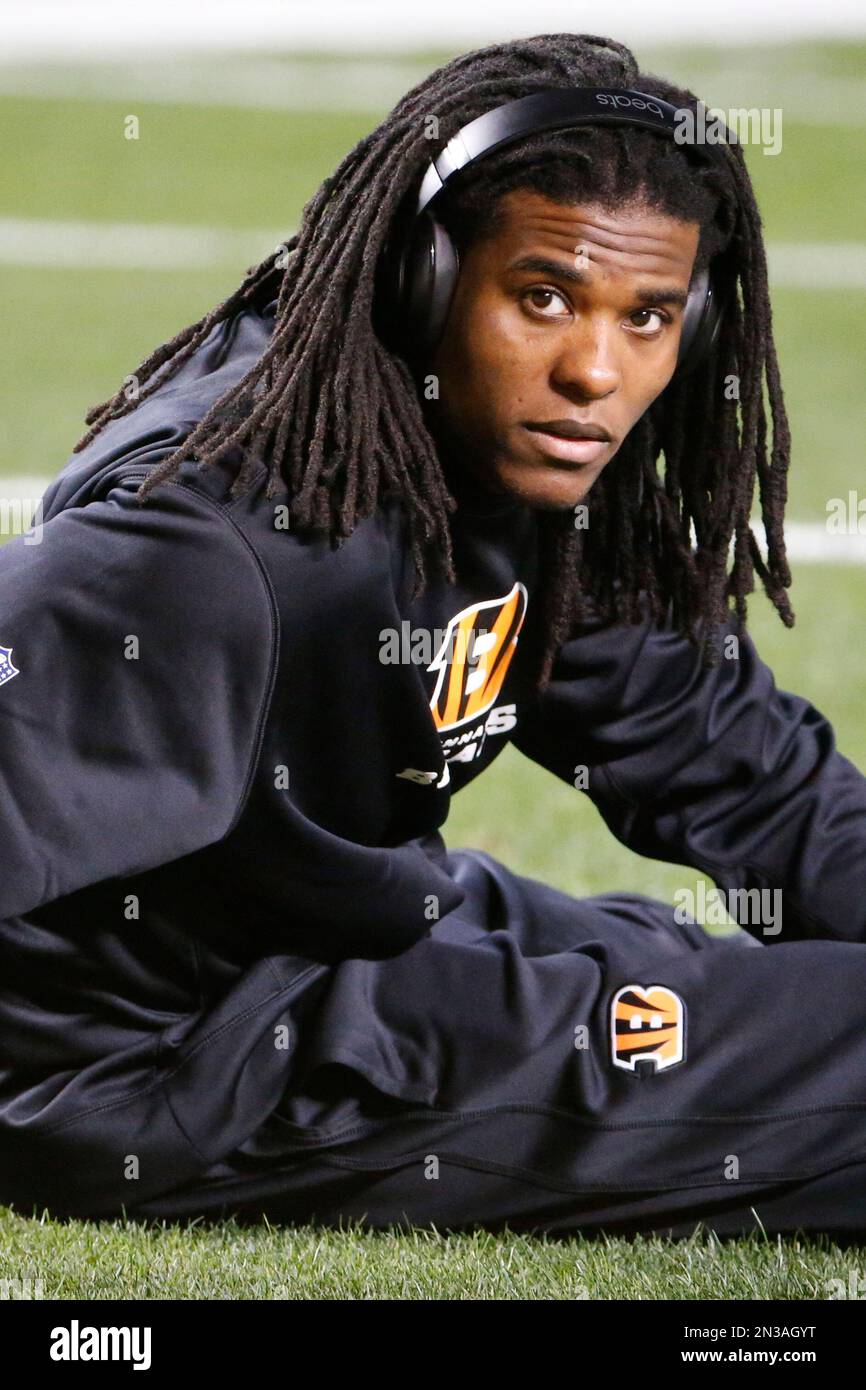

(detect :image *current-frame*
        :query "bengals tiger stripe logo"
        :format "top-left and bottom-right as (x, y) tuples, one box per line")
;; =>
(429, 582), (528, 734)
(611, 983), (686, 1073)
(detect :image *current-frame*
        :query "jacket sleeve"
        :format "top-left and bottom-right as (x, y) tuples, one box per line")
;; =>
(0, 476), (275, 922)
(511, 603), (866, 943)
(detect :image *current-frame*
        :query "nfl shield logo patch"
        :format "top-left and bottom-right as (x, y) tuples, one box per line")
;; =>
(0, 645), (20, 687)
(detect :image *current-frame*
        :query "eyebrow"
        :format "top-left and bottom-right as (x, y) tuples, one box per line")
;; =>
(507, 255), (689, 308)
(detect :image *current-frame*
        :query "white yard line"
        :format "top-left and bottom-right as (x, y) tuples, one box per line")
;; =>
(1, 476), (864, 563)
(782, 522), (866, 563)
(1, 217), (865, 287)
(0, 218), (288, 271)
(1, 478), (53, 501)
(768, 244), (866, 289)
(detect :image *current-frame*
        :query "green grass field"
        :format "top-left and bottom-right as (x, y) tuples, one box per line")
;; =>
(1, 41), (864, 1299)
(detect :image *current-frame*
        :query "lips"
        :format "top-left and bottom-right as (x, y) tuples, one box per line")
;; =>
(523, 419), (612, 467)
(525, 419), (611, 442)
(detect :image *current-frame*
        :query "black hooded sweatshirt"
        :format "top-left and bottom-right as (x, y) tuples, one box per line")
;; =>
(1, 296), (864, 1214)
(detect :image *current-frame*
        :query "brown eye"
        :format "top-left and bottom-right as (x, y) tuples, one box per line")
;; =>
(524, 287), (570, 318)
(627, 308), (668, 335)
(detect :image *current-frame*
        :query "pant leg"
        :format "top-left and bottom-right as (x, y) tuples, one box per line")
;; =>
(130, 848), (866, 1236)
(128, 1146), (866, 1241)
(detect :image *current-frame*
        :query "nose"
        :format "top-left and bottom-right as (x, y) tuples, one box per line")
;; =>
(550, 315), (620, 401)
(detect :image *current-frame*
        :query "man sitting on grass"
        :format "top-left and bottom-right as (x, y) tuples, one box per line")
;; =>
(1, 32), (865, 1240)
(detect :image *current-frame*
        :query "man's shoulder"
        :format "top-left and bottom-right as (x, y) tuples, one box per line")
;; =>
(2, 461), (277, 696)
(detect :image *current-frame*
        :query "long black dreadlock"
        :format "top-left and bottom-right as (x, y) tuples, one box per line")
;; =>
(72, 33), (793, 690)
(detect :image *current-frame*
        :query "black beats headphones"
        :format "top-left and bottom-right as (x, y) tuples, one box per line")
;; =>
(381, 88), (735, 374)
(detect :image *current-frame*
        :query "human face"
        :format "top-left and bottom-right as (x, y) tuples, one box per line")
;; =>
(426, 189), (701, 511)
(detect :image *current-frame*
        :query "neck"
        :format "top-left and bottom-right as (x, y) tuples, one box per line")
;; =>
(434, 431), (522, 521)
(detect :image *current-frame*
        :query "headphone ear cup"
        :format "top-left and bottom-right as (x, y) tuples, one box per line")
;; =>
(401, 211), (460, 359)
(676, 259), (734, 376)
(676, 264), (711, 374)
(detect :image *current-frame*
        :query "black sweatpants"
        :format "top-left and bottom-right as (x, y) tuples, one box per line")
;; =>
(129, 847), (866, 1239)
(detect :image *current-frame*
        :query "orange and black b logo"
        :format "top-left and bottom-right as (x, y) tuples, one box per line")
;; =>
(610, 983), (686, 1073)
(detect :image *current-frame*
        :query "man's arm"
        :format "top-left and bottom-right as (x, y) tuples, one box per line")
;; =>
(511, 601), (866, 942)
(0, 475), (275, 922)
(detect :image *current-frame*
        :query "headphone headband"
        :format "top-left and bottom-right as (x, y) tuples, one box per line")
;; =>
(382, 87), (736, 374)
(417, 89), (732, 215)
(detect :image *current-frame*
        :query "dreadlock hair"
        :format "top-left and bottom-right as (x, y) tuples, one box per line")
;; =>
(73, 32), (793, 691)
